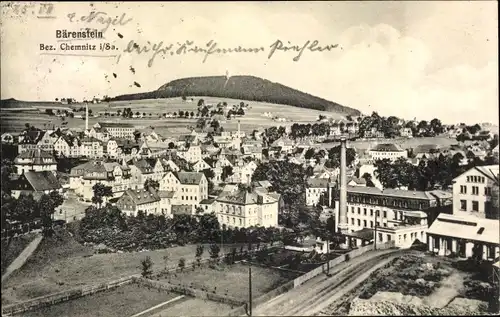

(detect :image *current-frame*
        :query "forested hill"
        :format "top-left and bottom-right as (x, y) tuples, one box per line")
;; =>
(111, 75), (361, 116)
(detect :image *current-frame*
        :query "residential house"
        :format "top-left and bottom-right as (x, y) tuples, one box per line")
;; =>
(452, 165), (499, 219)
(215, 187), (279, 228)
(193, 159), (213, 172)
(271, 137), (295, 153)
(128, 158), (155, 189)
(80, 137), (104, 158)
(176, 145), (202, 164)
(400, 127), (413, 138)
(10, 171), (62, 199)
(348, 177), (367, 187)
(69, 160), (133, 201)
(364, 127), (385, 139)
(36, 131), (56, 153)
(159, 171), (208, 214)
(18, 130), (45, 153)
(53, 135), (81, 158)
(116, 188), (162, 217)
(14, 149), (57, 175)
(306, 178), (329, 206)
(199, 198), (216, 214)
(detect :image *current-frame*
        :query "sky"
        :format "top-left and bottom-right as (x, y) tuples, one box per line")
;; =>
(1, 1), (498, 124)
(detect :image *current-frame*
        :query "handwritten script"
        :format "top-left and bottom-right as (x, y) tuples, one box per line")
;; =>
(67, 11), (133, 33)
(121, 39), (339, 67)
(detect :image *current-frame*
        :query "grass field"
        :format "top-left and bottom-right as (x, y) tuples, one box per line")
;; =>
(150, 297), (233, 317)
(1, 228), (275, 304)
(21, 283), (178, 317)
(1, 233), (39, 275)
(0, 97), (343, 136)
(161, 263), (299, 302)
(318, 136), (460, 151)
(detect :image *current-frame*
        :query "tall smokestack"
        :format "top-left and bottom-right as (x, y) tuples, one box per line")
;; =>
(338, 136), (349, 235)
(85, 103), (89, 131)
(238, 120), (241, 135)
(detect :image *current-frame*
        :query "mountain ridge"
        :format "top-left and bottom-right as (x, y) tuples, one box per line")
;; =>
(111, 75), (361, 116)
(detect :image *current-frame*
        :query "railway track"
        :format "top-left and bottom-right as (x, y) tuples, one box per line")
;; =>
(253, 249), (414, 316)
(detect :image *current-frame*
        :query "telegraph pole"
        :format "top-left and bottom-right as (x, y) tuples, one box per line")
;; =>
(374, 210), (378, 250)
(248, 266), (253, 316)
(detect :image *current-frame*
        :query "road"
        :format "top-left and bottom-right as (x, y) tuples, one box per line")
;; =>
(1, 234), (43, 283)
(253, 248), (413, 316)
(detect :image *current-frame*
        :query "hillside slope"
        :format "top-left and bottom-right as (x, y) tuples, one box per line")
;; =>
(112, 75), (361, 116)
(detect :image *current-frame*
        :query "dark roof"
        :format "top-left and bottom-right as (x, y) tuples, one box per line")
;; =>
(158, 190), (175, 198)
(130, 158), (154, 174)
(346, 186), (452, 201)
(23, 171), (61, 191)
(413, 144), (440, 154)
(370, 143), (404, 152)
(120, 188), (160, 205)
(175, 171), (204, 185)
(217, 189), (278, 205)
(345, 228), (374, 240)
(200, 198), (216, 204)
(307, 177), (330, 188)
(15, 149), (56, 165)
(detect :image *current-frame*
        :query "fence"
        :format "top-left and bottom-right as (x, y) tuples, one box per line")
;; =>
(1, 276), (134, 316)
(133, 277), (245, 308)
(293, 241), (395, 288)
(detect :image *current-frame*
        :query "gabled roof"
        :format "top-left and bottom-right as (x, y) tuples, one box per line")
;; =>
(174, 171), (204, 185)
(217, 188), (278, 205)
(307, 177), (329, 188)
(200, 198), (216, 205)
(129, 158), (154, 174)
(428, 213), (499, 245)
(158, 190), (175, 198)
(15, 149), (56, 165)
(120, 188), (160, 205)
(22, 171), (61, 191)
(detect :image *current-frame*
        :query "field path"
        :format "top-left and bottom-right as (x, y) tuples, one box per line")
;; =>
(423, 272), (465, 308)
(1, 234), (43, 283)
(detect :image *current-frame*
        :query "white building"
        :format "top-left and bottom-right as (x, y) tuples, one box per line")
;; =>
(452, 165), (499, 218)
(331, 186), (453, 248)
(215, 187), (279, 228)
(368, 143), (408, 162)
(306, 178), (329, 206)
(159, 171), (208, 214)
(14, 149), (58, 175)
(176, 145), (202, 164)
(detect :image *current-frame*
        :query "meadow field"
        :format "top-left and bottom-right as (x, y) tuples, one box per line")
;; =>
(1, 228), (275, 305)
(22, 283), (178, 317)
(160, 262), (299, 302)
(317, 136), (460, 151)
(150, 297), (234, 317)
(0, 97), (343, 136)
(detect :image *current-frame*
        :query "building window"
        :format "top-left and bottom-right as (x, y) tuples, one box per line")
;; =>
(472, 201), (479, 212)
(460, 185), (467, 194)
(351, 207), (354, 213)
(363, 208), (367, 215)
(363, 220), (367, 227)
(387, 234), (391, 241)
(485, 187), (492, 196)
(351, 218), (355, 225)
(472, 186), (479, 195)
(376, 210), (380, 217)
(370, 209), (373, 216)
(460, 200), (467, 211)
(357, 207), (360, 214)
(370, 221), (373, 228)
(357, 219), (361, 226)
(383, 210), (387, 218)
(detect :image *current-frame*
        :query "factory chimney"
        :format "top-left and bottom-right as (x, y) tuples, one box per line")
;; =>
(338, 135), (349, 235)
(85, 103), (89, 132)
(238, 120), (241, 135)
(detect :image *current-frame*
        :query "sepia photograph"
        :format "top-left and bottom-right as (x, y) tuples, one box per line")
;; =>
(0, 1), (498, 316)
